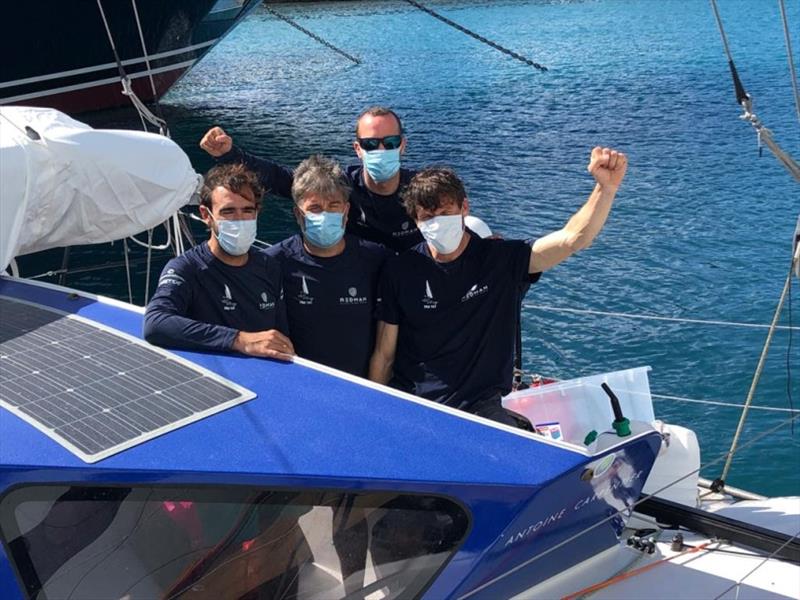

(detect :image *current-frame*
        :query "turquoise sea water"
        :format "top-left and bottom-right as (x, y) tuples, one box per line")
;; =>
(27, 0), (799, 494)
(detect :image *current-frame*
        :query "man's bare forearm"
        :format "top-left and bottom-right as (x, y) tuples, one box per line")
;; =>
(368, 353), (393, 384)
(562, 182), (618, 251)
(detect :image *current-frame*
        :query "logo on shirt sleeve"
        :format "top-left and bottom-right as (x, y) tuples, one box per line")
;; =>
(422, 280), (438, 309)
(221, 284), (237, 311)
(158, 268), (184, 287)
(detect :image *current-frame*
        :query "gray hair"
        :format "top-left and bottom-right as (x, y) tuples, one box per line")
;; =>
(292, 155), (351, 205)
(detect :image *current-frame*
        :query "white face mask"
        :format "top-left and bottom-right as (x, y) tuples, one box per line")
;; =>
(212, 217), (257, 256)
(418, 214), (464, 254)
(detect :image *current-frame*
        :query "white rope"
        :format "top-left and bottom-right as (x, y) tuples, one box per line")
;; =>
(518, 371), (798, 414)
(171, 213), (184, 257)
(651, 393), (799, 414)
(121, 78), (167, 133)
(522, 303), (800, 331)
(127, 221), (172, 251)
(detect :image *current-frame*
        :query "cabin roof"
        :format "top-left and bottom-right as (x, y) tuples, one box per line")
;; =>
(0, 277), (588, 488)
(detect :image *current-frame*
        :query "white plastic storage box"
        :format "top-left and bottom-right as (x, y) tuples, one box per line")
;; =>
(502, 367), (655, 446)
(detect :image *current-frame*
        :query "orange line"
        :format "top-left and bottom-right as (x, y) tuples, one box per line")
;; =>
(561, 542), (712, 600)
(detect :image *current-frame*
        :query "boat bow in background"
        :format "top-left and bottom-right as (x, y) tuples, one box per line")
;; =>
(0, 0), (260, 114)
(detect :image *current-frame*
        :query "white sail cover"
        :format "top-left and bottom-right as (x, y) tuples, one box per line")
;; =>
(0, 107), (201, 271)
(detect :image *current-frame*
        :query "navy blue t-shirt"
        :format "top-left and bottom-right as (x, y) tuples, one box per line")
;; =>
(264, 234), (389, 377)
(144, 242), (287, 352)
(219, 146), (423, 251)
(376, 233), (541, 410)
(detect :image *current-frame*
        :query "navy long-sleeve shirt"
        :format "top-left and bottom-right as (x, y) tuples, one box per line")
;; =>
(144, 243), (287, 352)
(218, 146), (424, 252)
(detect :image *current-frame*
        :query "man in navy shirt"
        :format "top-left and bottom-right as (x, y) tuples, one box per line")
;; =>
(199, 106), (423, 251)
(144, 163), (294, 361)
(264, 155), (389, 377)
(369, 147), (628, 424)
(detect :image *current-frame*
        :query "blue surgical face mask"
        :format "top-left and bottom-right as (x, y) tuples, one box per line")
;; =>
(212, 217), (257, 256)
(361, 148), (401, 182)
(303, 211), (345, 248)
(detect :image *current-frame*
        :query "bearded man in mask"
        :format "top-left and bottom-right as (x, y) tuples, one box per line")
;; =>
(264, 155), (389, 377)
(199, 107), (422, 252)
(369, 148), (628, 425)
(144, 163), (294, 361)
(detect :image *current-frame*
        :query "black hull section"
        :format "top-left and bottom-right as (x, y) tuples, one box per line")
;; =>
(0, 0), (258, 114)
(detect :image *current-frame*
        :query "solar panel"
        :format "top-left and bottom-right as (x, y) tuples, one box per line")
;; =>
(0, 296), (256, 463)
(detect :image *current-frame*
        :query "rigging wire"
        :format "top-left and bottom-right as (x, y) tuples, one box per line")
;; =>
(522, 303), (800, 331)
(719, 261), (796, 483)
(264, 6), (361, 65)
(129, 0), (169, 135)
(561, 541), (714, 600)
(142, 229), (153, 306)
(787, 273), (795, 430)
(650, 392), (799, 414)
(709, 0), (800, 182)
(122, 239), (134, 305)
(457, 410), (800, 599)
(403, 0), (547, 71)
(777, 0), (800, 125)
(95, 0), (168, 135)
(710, 528), (800, 600)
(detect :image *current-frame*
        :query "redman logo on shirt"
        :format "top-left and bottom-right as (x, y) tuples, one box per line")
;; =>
(339, 286), (368, 305)
(392, 221), (417, 238)
(461, 283), (489, 303)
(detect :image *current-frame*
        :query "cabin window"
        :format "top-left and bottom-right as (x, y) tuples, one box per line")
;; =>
(0, 484), (469, 599)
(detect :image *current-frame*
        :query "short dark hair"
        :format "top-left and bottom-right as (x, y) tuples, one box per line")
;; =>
(200, 163), (264, 210)
(355, 106), (404, 136)
(402, 167), (466, 219)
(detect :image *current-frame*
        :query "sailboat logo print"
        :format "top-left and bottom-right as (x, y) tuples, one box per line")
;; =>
(221, 284), (237, 311)
(422, 279), (438, 309)
(259, 291), (275, 310)
(297, 275), (314, 305)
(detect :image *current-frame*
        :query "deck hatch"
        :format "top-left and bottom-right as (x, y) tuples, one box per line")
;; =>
(0, 296), (255, 463)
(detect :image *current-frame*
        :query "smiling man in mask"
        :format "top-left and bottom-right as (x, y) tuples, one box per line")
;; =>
(144, 163), (294, 360)
(199, 106), (422, 252)
(264, 155), (389, 377)
(369, 148), (628, 425)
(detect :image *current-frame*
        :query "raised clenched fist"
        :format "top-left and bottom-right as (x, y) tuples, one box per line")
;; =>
(587, 146), (628, 190)
(200, 126), (233, 157)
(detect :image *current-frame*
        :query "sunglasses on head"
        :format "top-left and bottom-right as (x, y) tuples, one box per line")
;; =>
(357, 135), (403, 151)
